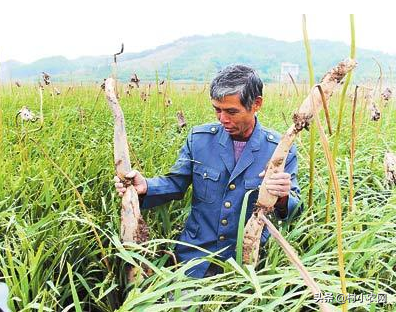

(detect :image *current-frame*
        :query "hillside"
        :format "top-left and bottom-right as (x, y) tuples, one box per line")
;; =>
(1, 32), (396, 83)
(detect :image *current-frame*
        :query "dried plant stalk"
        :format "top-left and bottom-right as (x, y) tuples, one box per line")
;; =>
(262, 214), (333, 312)
(176, 110), (186, 129)
(242, 59), (356, 311)
(287, 72), (299, 96)
(16, 106), (36, 122)
(381, 87), (392, 102)
(42, 72), (51, 85)
(105, 78), (149, 245)
(243, 62), (356, 263)
(384, 152), (396, 185)
(113, 43), (124, 63)
(130, 73), (140, 88)
(369, 102), (381, 121)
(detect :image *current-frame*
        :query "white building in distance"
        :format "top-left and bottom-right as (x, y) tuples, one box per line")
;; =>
(280, 63), (299, 82)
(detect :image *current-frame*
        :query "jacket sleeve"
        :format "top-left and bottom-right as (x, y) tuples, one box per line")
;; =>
(274, 143), (303, 221)
(140, 131), (193, 209)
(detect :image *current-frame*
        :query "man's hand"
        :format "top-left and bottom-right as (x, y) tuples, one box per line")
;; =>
(114, 170), (148, 197)
(259, 170), (291, 198)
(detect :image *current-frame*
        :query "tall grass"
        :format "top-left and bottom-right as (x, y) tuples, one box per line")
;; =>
(0, 80), (395, 311)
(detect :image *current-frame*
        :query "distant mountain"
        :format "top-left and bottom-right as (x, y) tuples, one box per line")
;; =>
(1, 32), (396, 83)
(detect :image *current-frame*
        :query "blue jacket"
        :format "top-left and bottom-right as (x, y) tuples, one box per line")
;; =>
(141, 118), (302, 278)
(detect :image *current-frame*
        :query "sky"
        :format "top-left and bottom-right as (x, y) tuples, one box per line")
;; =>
(1, 0), (396, 63)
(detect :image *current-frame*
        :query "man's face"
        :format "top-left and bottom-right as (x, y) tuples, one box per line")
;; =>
(212, 94), (262, 141)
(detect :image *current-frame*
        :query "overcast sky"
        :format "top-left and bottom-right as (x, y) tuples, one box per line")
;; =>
(1, 0), (395, 63)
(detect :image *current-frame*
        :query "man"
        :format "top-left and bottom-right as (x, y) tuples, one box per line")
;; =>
(115, 65), (302, 278)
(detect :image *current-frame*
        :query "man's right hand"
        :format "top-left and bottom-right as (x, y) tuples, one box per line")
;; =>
(114, 170), (148, 197)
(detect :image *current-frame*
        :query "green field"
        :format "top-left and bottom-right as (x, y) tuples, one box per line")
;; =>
(0, 81), (395, 311)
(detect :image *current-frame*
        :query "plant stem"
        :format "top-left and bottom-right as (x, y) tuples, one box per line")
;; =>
(325, 14), (356, 223)
(349, 86), (358, 211)
(315, 86), (348, 312)
(302, 14), (316, 210)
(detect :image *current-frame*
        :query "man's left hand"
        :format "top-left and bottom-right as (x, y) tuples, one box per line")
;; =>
(259, 170), (291, 198)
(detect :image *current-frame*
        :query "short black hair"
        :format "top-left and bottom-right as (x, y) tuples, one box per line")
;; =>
(210, 64), (263, 110)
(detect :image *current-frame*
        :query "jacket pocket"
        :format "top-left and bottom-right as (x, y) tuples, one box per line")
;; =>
(185, 210), (200, 238)
(244, 178), (262, 190)
(193, 164), (221, 203)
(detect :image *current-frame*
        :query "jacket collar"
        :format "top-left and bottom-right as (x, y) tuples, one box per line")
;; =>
(218, 117), (262, 179)
(218, 116), (262, 150)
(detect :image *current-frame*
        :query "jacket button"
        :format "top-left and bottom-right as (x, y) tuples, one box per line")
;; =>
(219, 235), (225, 241)
(221, 219), (228, 226)
(268, 134), (274, 140)
(203, 172), (208, 177)
(224, 201), (231, 208)
(210, 127), (217, 133)
(229, 184), (236, 190)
